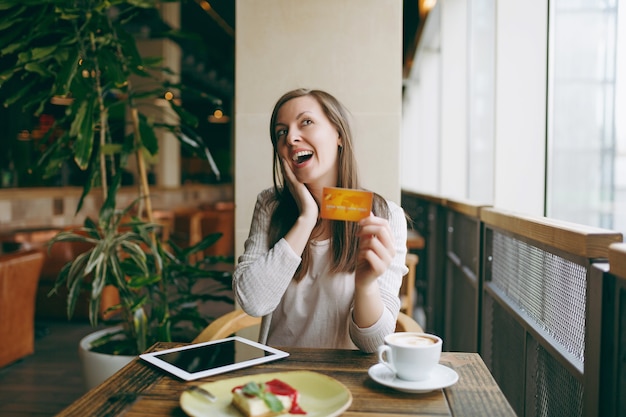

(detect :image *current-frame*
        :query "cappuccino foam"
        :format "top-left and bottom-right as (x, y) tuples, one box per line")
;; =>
(388, 333), (437, 347)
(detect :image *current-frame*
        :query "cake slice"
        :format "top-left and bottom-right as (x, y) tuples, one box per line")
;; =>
(231, 379), (306, 416)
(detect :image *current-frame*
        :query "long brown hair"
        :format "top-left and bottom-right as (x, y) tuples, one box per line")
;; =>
(268, 88), (389, 280)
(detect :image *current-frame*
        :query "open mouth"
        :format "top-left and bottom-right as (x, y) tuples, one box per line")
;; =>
(292, 150), (313, 165)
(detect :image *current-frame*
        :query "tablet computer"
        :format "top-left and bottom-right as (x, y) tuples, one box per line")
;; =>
(139, 336), (289, 381)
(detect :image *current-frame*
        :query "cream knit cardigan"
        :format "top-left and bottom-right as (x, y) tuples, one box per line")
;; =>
(233, 188), (408, 353)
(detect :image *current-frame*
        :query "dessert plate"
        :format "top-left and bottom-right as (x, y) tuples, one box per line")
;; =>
(180, 370), (352, 417)
(368, 363), (459, 394)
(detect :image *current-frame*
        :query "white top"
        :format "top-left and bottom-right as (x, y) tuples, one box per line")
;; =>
(233, 188), (408, 353)
(268, 239), (357, 349)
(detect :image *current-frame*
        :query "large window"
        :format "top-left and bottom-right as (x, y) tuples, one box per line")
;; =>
(547, 0), (625, 232)
(467, 0), (496, 203)
(402, 0), (625, 237)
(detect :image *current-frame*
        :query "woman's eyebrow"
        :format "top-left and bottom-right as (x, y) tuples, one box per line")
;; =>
(275, 111), (312, 128)
(296, 111), (312, 120)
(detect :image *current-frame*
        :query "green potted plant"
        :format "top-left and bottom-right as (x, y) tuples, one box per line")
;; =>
(0, 0), (232, 386)
(52, 193), (233, 388)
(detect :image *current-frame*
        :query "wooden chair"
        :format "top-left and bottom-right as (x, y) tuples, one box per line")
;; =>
(171, 203), (235, 263)
(193, 309), (423, 343)
(34, 226), (100, 320)
(395, 310), (424, 332)
(193, 309), (261, 342)
(0, 249), (45, 368)
(401, 253), (419, 317)
(152, 209), (174, 246)
(192, 207), (234, 258)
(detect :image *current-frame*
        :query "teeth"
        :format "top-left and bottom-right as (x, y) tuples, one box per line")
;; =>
(292, 150), (313, 162)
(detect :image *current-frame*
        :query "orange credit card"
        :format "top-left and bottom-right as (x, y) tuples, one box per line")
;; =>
(320, 187), (373, 222)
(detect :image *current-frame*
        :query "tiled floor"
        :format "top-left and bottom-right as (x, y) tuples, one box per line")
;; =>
(0, 320), (96, 417)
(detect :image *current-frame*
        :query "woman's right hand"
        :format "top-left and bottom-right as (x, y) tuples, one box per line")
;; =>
(281, 158), (318, 254)
(281, 158), (319, 221)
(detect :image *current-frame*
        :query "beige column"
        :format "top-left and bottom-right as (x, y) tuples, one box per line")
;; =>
(235, 0), (403, 258)
(133, 2), (182, 188)
(155, 2), (182, 188)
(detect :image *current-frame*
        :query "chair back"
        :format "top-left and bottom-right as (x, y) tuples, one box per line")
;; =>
(0, 249), (45, 367)
(193, 310), (424, 343)
(395, 311), (424, 333)
(400, 253), (419, 316)
(193, 309), (261, 343)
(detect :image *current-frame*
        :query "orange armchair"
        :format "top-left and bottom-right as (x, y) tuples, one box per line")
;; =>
(0, 249), (45, 368)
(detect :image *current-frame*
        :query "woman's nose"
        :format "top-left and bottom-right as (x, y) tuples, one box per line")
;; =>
(287, 131), (301, 145)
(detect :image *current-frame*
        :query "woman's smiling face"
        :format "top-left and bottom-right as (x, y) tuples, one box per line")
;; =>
(274, 95), (341, 188)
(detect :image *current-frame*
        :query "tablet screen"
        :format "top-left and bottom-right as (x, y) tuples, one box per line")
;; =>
(140, 336), (289, 381)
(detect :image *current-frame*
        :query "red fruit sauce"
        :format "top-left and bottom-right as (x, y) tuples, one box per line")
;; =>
(233, 379), (306, 414)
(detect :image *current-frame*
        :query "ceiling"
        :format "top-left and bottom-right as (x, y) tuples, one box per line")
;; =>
(180, 0), (235, 104)
(179, 0), (424, 108)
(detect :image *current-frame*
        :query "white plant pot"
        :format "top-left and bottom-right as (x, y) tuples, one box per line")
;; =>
(78, 326), (136, 390)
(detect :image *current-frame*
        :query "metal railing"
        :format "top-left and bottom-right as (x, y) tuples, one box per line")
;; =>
(401, 190), (624, 417)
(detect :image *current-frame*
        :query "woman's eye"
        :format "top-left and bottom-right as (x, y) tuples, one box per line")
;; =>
(276, 128), (287, 138)
(302, 119), (312, 126)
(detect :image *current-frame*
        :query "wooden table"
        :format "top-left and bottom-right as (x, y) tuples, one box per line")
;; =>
(56, 344), (516, 417)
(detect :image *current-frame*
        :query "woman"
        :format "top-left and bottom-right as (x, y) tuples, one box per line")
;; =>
(233, 88), (408, 352)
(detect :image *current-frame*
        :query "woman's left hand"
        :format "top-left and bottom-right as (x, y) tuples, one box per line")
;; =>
(355, 213), (396, 287)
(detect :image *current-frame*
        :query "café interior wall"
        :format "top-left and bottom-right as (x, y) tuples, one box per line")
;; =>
(234, 0), (403, 260)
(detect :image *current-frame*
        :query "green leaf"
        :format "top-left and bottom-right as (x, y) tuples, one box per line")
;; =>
(189, 233), (223, 255)
(24, 62), (50, 77)
(30, 45), (56, 60)
(109, 255), (127, 290)
(85, 241), (104, 276)
(262, 393), (284, 413)
(0, 68), (17, 88)
(137, 113), (159, 155)
(69, 98), (96, 169)
(127, 0), (160, 9)
(53, 48), (80, 95)
(0, 2), (18, 11)
(88, 296), (102, 327)
(241, 382), (284, 413)
(64, 252), (91, 320)
(90, 253), (107, 299)
(100, 143), (123, 156)
(116, 28), (145, 75)
(127, 273), (161, 289)
(67, 273), (83, 319)
(242, 382), (263, 397)
(133, 308), (148, 353)
(140, 56), (164, 68)
(98, 48), (128, 87)
(66, 252), (91, 290)
(170, 101), (199, 127)
(2, 77), (40, 106)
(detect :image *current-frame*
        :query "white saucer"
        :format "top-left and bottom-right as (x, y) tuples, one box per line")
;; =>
(368, 363), (459, 394)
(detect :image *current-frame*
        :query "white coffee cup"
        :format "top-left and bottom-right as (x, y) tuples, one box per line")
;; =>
(377, 332), (442, 381)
